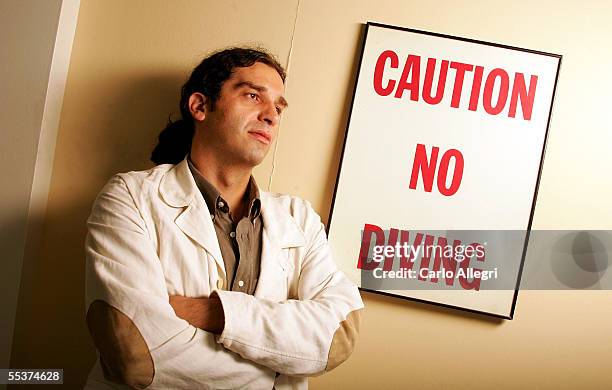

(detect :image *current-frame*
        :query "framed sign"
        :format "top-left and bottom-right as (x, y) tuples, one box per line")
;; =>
(327, 22), (561, 319)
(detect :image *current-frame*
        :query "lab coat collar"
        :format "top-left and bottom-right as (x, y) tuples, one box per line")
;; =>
(159, 157), (225, 277)
(159, 157), (306, 282)
(159, 157), (196, 208)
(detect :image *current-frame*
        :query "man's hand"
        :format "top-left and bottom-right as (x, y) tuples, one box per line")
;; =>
(169, 295), (225, 334)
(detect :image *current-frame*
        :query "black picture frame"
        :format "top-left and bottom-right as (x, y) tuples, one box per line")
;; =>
(326, 22), (562, 319)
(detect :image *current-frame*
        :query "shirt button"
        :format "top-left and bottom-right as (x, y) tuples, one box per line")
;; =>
(238, 280), (244, 287)
(210, 214), (215, 221)
(229, 231), (236, 238)
(218, 200), (225, 208)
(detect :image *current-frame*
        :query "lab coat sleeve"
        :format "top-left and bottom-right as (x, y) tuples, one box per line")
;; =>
(85, 175), (272, 389)
(214, 199), (364, 376)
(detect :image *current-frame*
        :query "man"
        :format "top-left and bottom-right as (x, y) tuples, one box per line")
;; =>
(84, 47), (364, 389)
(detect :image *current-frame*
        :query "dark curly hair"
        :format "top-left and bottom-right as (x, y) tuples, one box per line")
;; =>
(150, 47), (286, 165)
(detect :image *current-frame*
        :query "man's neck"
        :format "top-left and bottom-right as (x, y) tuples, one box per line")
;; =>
(189, 152), (252, 219)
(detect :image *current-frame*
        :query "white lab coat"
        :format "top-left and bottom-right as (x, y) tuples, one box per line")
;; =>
(84, 157), (364, 389)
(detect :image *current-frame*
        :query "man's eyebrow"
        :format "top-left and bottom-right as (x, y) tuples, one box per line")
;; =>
(234, 81), (289, 108)
(234, 81), (266, 92)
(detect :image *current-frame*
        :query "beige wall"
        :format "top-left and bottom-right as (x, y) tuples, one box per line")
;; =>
(11, 0), (612, 388)
(1, 0), (78, 374)
(0, 0), (59, 368)
(279, 2), (612, 388)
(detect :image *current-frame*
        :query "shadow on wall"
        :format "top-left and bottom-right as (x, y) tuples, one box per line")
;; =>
(321, 24), (368, 227)
(362, 289), (505, 326)
(9, 71), (185, 388)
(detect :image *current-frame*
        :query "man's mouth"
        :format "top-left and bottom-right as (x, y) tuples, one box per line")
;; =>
(248, 130), (272, 145)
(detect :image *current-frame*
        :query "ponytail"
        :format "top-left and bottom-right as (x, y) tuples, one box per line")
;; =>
(150, 118), (194, 165)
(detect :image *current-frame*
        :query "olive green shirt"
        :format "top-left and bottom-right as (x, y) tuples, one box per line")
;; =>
(187, 156), (262, 294)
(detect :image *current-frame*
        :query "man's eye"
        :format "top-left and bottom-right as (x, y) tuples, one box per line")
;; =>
(248, 93), (259, 100)
(276, 106), (282, 115)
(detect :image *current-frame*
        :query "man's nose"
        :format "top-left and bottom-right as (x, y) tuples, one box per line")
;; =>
(258, 101), (279, 127)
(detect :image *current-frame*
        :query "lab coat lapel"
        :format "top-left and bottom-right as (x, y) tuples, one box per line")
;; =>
(159, 158), (225, 279)
(256, 193), (305, 299)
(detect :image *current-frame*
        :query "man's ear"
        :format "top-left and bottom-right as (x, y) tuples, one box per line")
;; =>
(188, 92), (207, 121)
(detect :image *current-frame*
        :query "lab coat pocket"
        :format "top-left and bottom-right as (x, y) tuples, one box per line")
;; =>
(254, 249), (288, 302)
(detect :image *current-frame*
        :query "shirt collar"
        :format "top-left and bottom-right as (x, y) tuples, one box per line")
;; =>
(187, 156), (261, 221)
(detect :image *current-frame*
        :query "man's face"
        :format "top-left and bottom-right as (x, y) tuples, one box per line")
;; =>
(196, 62), (287, 167)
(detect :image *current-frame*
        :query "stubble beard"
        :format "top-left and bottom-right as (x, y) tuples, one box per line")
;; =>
(240, 142), (269, 167)
(215, 136), (269, 169)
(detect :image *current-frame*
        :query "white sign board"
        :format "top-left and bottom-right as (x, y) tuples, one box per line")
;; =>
(328, 22), (561, 318)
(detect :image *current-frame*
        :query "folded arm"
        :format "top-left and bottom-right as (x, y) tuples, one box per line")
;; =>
(167, 295), (224, 333)
(85, 175), (272, 389)
(213, 202), (364, 376)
